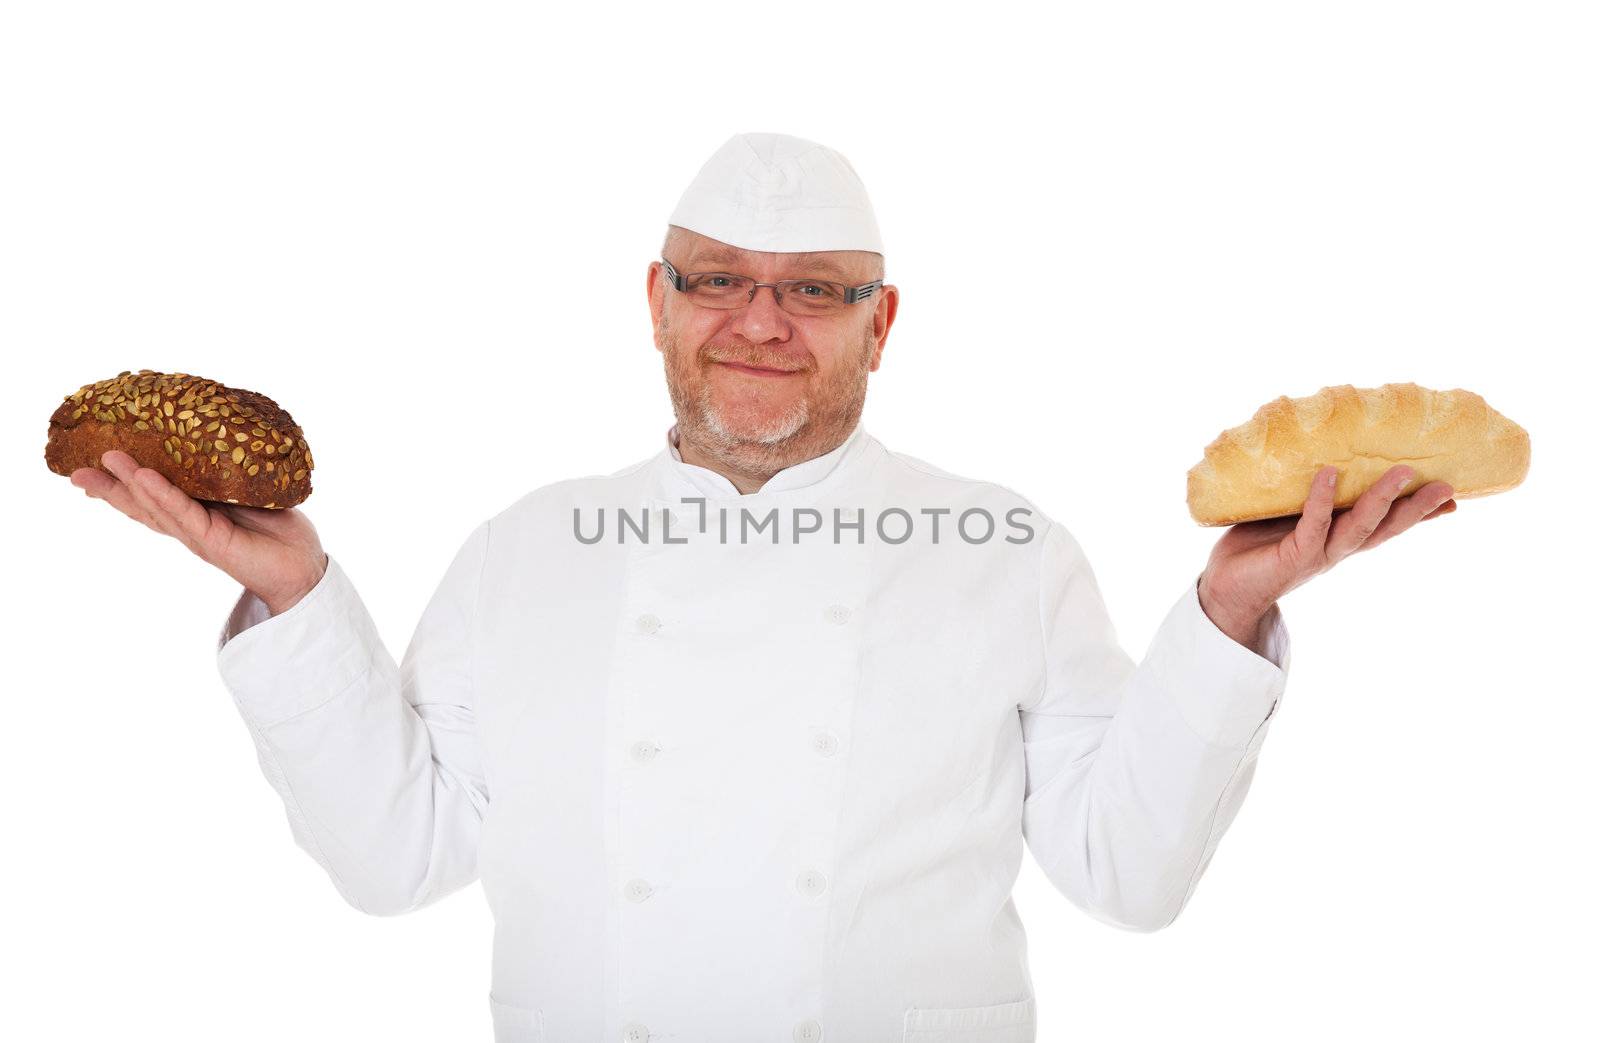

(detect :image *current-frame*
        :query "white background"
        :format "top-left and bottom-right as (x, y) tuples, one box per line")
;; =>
(4, 2), (1594, 1040)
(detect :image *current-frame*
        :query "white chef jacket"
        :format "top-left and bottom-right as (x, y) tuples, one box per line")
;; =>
(216, 419), (1290, 1043)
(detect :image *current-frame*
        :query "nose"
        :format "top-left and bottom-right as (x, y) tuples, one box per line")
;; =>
(729, 283), (792, 343)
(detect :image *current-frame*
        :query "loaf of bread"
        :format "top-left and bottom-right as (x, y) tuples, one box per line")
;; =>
(45, 369), (314, 509)
(1186, 382), (1528, 526)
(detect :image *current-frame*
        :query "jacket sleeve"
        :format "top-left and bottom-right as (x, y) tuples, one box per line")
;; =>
(1020, 517), (1291, 933)
(215, 521), (492, 916)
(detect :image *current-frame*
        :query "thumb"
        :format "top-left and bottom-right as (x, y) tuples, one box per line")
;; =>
(1290, 465), (1338, 558)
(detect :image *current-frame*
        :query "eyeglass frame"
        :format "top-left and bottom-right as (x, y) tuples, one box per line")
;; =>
(659, 256), (884, 309)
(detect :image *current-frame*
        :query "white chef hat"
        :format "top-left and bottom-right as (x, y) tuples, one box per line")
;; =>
(667, 132), (884, 256)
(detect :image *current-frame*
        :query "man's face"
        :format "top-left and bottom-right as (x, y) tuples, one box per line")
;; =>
(648, 228), (898, 469)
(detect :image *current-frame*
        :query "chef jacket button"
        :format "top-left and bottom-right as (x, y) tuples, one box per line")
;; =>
(621, 1022), (650, 1042)
(796, 868), (828, 897)
(635, 613), (661, 635)
(810, 731), (838, 757)
(624, 878), (654, 902)
(630, 740), (661, 764)
(793, 1019), (824, 1041)
(823, 603), (851, 625)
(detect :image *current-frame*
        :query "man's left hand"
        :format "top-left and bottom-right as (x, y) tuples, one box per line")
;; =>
(1197, 464), (1457, 649)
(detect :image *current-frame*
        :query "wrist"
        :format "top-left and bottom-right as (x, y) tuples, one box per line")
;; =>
(260, 556), (327, 617)
(1197, 572), (1272, 653)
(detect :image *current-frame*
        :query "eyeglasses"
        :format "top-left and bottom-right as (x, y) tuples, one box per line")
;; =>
(659, 256), (883, 317)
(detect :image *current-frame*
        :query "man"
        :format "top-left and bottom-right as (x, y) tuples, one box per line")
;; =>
(72, 131), (1456, 1042)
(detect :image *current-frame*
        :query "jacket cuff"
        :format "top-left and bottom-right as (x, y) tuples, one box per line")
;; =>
(1143, 573), (1292, 749)
(215, 557), (380, 728)
(217, 587), (272, 649)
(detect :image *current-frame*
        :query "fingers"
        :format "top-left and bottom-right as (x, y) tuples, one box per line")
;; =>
(1363, 481), (1456, 547)
(98, 452), (185, 542)
(1326, 466), (1452, 561)
(1325, 465), (1409, 560)
(94, 451), (209, 549)
(131, 461), (217, 545)
(72, 457), (168, 535)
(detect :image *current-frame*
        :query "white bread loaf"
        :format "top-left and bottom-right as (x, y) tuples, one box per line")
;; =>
(1186, 383), (1529, 526)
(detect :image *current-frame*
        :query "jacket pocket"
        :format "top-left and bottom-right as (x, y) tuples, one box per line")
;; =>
(488, 993), (545, 1042)
(903, 996), (1035, 1042)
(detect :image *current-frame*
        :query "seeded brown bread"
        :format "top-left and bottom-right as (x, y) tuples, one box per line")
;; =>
(1186, 382), (1529, 526)
(45, 369), (314, 509)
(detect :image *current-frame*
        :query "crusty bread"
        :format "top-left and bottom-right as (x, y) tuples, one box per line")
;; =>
(1186, 383), (1528, 526)
(45, 369), (314, 509)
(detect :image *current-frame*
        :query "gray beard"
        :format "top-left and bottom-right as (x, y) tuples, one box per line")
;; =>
(698, 382), (810, 446)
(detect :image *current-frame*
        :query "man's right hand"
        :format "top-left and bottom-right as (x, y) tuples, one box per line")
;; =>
(72, 449), (329, 617)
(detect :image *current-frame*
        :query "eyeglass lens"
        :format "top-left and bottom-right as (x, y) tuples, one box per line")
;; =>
(681, 273), (849, 315)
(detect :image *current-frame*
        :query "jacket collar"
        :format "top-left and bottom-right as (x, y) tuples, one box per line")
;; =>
(653, 419), (872, 503)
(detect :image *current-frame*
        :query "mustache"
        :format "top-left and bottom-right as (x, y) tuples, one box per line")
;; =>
(704, 349), (812, 373)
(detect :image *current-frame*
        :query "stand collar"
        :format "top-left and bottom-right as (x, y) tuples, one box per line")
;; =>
(656, 419), (872, 501)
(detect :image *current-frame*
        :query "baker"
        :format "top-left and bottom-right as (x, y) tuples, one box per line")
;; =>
(74, 131), (1457, 1042)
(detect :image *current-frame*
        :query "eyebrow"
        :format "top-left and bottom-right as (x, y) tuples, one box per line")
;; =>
(683, 248), (863, 283)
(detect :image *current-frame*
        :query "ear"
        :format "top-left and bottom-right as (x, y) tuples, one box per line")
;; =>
(868, 284), (899, 372)
(647, 261), (667, 350)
